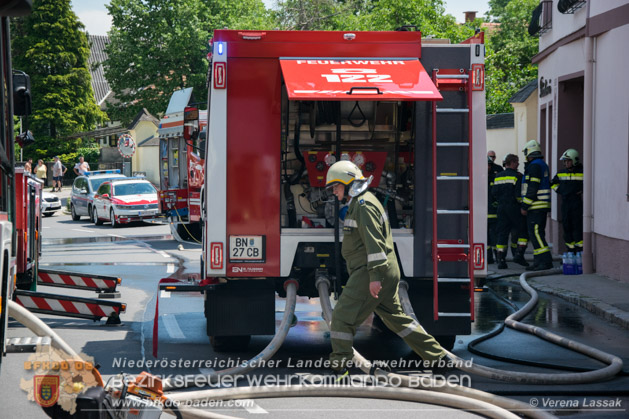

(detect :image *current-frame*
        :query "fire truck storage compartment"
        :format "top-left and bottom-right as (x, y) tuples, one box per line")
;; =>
(204, 279), (276, 337)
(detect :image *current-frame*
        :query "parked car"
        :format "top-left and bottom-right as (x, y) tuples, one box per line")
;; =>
(70, 170), (126, 221)
(92, 178), (159, 227)
(41, 190), (62, 217)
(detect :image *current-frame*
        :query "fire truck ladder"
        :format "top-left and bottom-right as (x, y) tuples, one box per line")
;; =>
(431, 68), (475, 322)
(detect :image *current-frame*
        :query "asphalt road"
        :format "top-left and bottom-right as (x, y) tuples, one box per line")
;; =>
(1, 211), (628, 418)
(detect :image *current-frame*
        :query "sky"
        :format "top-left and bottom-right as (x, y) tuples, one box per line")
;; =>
(72, 0), (490, 36)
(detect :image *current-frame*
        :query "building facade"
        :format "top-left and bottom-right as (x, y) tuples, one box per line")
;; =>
(530, 0), (629, 282)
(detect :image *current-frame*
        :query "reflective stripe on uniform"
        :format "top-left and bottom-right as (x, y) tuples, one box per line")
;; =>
(380, 212), (388, 224)
(529, 202), (551, 210)
(533, 246), (550, 255)
(496, 244), (507, 250)
(529, 177), (541, 183)
(557, 173), (583, 180)
(330, 331), (353, 341)
(518, 238), (528, 246)
(494, 176), (517, 185)
(367, 252), (387, 263)
(344, 219), (357, 228)
(397, 320), (420, 338)
(487, 214), (497, 219)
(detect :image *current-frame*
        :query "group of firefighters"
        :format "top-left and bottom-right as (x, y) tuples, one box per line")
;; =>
(487, 140), (584, 271)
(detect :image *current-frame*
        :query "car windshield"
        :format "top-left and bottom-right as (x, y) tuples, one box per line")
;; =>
(113, 182), (156, 196)
(90, 177), (121, 192)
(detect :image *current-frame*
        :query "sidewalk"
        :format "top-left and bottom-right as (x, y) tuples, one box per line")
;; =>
(487, 259), (629, 330)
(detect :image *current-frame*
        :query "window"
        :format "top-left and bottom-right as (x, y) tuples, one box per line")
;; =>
(529, 1), (553, 36)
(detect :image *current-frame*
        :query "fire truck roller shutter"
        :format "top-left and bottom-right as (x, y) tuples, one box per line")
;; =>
(279, 58), (442, 101)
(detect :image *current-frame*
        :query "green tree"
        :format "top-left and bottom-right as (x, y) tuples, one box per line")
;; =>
(105, 0), (272, 124)
(485, 0), (538, 114)
(11, 0), (106, 160)
(273, 0), (474, 42)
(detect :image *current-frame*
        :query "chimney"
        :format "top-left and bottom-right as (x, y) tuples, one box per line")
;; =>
(464, 11), (477, 23)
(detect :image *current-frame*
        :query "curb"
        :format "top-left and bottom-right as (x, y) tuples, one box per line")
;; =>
(527, 279), (629, 330)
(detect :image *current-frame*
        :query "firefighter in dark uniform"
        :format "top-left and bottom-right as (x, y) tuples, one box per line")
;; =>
(487, 152), (502, 264)
(325, 160), (447, 375)
(492, 154), (529, 269)
(521, 140), (553, 271)
(502, 154), (529, 264)
(551, 149), (583, 252)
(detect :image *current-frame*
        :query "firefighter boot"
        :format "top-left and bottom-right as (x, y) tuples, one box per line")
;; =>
(526, 254), (540, 271)
(513, 246), (529, 267)
(487, 248), (495, 264)
(497, 251), (508, 269)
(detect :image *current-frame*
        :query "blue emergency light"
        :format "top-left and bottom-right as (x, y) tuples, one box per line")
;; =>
(217, 42), (225, 55)
(85, 170), (121, 176)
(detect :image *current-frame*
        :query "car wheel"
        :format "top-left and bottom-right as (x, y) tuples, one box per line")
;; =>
(43, 212), (53, 217)
(71, 204), (80, 221)
(110, 209), (119, 228)
(93, 207), (103, 225)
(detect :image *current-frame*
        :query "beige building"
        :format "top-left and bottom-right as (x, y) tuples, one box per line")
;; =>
(486, 80), (538, 163)
(529, 0), (629, 282)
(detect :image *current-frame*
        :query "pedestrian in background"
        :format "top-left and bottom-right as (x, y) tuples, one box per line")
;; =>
(551, 149), (583, 253)
(73, 156), (90, 176)
(521, 140), (553, 271)
(24, 158), (32, 173)
(52, 156), (67, 192)
(325, 160), (449, 378)
(35, 159), (47, 187)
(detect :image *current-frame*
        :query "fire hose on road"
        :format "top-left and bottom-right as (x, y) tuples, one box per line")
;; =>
(9, 269), (624, 419)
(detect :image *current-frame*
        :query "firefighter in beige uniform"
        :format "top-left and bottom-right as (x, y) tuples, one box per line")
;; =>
(326, 161), (446, 372)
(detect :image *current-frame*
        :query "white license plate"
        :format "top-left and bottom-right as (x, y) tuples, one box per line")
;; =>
(229, 235), (264, 261)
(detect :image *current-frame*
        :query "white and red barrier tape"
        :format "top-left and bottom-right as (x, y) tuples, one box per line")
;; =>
(14, 291), (124, 321)
(38, 270), (119, 292)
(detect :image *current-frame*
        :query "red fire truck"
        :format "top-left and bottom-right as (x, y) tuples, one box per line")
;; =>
(161, 29), (488, 351)
(157, 87), (207, 242)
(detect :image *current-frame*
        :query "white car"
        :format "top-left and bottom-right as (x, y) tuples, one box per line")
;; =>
(41, 191), (62, 217)
(92, 178), (159, 227)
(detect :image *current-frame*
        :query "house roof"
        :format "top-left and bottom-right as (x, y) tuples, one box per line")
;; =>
(88, 35), (112, 106)
(128, 108), (159, 130)
(138, 135), (159, 147)
(510, 79), (538, 103)
(486, 113), (514, 129)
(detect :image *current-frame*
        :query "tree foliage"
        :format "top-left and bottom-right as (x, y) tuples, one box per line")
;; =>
(273, 0), (474, 42)
(485, 0), (538, 114)
(11, 0), (106, 160)
(104, 0), (273, 124)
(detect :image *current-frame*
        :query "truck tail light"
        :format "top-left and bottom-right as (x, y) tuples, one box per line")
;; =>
(214, 62), (226, 89)
(472, 243), (485, 270)
(471, 64), (484, 91)
(210, 242), (223, 269)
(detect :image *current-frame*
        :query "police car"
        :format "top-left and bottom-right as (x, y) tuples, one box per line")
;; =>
(41, 190), (62, 217)
(70, 170), (127, 221)
(92, 178), (159, 227)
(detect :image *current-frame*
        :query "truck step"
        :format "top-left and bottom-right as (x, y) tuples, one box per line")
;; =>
(436, 142), (469, 147)
(436, 108), (469, 113)
(437, 278), (471, 283)
(437, 176), (469, 180)
(5, 336), (51, 353)
(437, 243), (470, 248)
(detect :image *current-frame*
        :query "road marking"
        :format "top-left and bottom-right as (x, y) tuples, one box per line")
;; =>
(242, 399), (268, 414)
(167, 263), (175, 273)
(160, 290), (171, 298)
(162, 314), (185, 339)
(73, 229), (95, 233)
